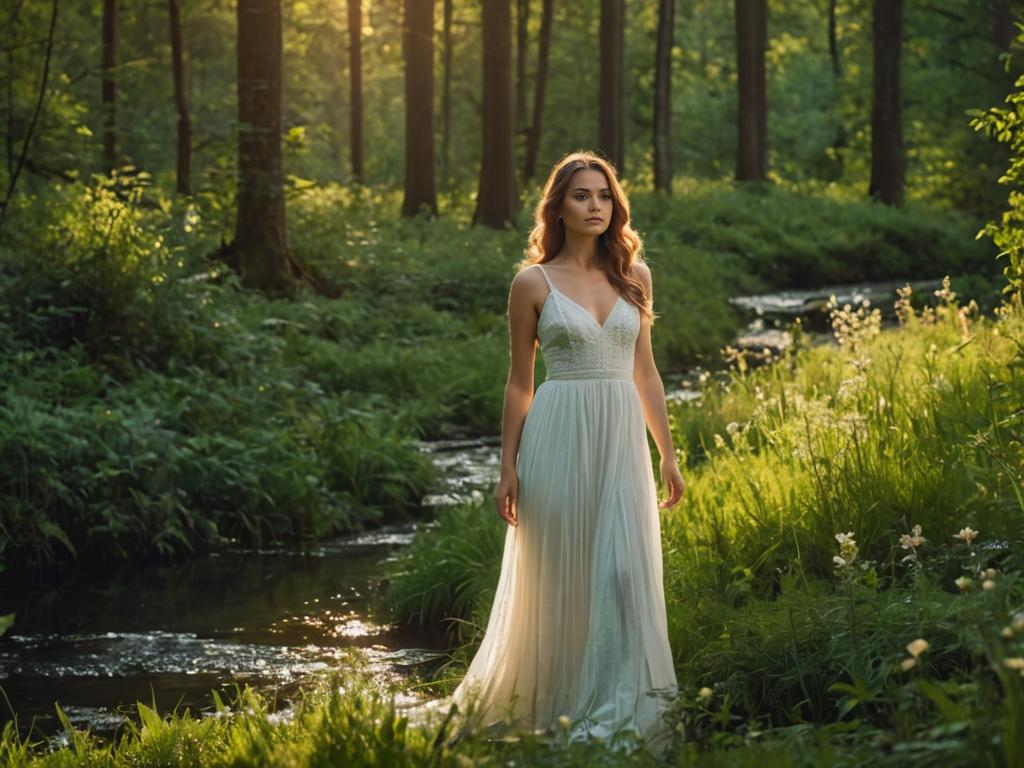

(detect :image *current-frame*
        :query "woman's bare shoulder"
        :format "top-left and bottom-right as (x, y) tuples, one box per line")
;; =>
(631, 260), (652, 289)
(511, 263), (547, 291)
(509, 264), (550, 315)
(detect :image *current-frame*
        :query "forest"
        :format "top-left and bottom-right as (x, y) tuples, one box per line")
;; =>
(0, 0), (1023, 765)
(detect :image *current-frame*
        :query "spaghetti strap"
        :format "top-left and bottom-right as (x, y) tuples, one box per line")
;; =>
(534, 263), (556, 293)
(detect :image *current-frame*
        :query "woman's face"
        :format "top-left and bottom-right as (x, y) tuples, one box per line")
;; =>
(560, 168), (612, 236)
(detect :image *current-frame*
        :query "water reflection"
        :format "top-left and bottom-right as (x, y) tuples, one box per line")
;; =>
(0, 523), (446, 739)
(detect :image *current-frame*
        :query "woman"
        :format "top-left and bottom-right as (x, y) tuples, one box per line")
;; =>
(415, 150), (684, 755)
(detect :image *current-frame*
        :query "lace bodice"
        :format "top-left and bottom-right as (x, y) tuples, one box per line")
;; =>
(533, 263), (640, 381)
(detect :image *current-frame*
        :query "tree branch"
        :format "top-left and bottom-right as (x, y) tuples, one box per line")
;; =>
(0, 0), (58, 228)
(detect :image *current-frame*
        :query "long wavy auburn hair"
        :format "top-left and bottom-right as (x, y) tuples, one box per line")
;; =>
(518, 150), (656, 324)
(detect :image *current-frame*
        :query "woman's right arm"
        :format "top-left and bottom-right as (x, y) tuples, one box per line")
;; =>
(495, 268), (543, 526)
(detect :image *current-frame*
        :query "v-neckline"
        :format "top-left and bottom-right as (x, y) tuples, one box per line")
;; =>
(550, 288), (624, 330)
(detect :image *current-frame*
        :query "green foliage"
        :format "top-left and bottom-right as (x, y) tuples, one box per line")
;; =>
(0, 160), (990, 575)
(644, 179), (995, 290)
(0, 178), (450, 568)
(384, 501), (507, 647)
(10, 649), (975, 767)
(666, 281), (1023, 601)
(971, 70), (1024, 311)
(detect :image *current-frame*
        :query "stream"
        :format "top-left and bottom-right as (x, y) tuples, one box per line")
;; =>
(0, 276), (944, 743)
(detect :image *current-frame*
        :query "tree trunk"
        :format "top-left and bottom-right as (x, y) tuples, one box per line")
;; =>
(6, 0), (25, 179)
(827, 0), (846, 175)
(828, 0), (840, 77)
(102, 0), (117, 174)
(868, 0), (904, 206)
(167, 0), (191, 195)
(402, 0), (437, 217)
(735, 0), (767, 181)
(523, 0), (551, 183)
(441, 0), (453, 187)
(994, 2), (1013, 53)
(516, 0), (528, 137)
(5, 41), (11, 178)
(599, 0), (625, 176)
(348, 0), (363, 184)
(474, 0), (517, 228)
(653, 0), (673, 193)
(232, 0), (297, 294)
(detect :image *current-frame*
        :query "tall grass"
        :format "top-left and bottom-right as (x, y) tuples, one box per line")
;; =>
(6, 647), (999, 767)
(383, 285), (1024, 764)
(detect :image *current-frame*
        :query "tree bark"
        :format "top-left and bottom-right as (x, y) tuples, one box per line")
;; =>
(474, 0), (517, 228)
(348, 0), (363, 184)
(868, 0), (904, 206)
(735, 0), (767, 181)
(231, 0), (297, 294)
(598, 0), (625, 176)
(653, 0), (674, 193)
(102, 0), (117, 174)
(828, 0), (846, 175)
(516, 0), (528, 137)
(994, 2), (1013, 52)
(167, 0), (191, 195)
(523, 0), (551, 183)
(402, 0), (437, 217)
(828, 0), (840, 77)
(441, 0), (453, 187)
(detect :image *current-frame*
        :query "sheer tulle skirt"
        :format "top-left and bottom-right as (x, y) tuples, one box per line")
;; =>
(404, 378), (678, 755)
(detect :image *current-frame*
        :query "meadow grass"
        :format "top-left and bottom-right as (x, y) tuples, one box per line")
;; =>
(384, 286), (1024, 765)
(2, 648), (995, 767)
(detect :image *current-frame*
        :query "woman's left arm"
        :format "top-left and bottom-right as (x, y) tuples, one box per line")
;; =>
(631, 261), (686, 509)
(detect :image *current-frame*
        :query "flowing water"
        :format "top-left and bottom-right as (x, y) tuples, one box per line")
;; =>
(0, 431), (538, 741)
(0, 525), (449, 741)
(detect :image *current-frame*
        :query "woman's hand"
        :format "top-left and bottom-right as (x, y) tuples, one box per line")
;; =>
(658, 456), (685, 509)
(495, 471), (519, 526)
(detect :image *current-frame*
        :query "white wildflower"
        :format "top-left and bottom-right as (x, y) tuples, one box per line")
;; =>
(953, 527), (978, 545)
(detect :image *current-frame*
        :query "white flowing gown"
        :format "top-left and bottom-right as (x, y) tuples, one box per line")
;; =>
(407, 262), (678, 754)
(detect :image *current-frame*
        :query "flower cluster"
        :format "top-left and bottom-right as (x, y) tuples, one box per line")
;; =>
(894, 283), (914, 325)
(934, 275), (957, 305)
(1001, 612), (1024, 640)
(1004, 657), (1024, 675)
(899, 524), (926, 565)
(953, 527), (979, 546)
(900, 638), (929, 671)
(833, 531), (859, 572)
(826, 295), (882, 371)
(1001, 612), (1024, 676)
(720, 344), (749, 374)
